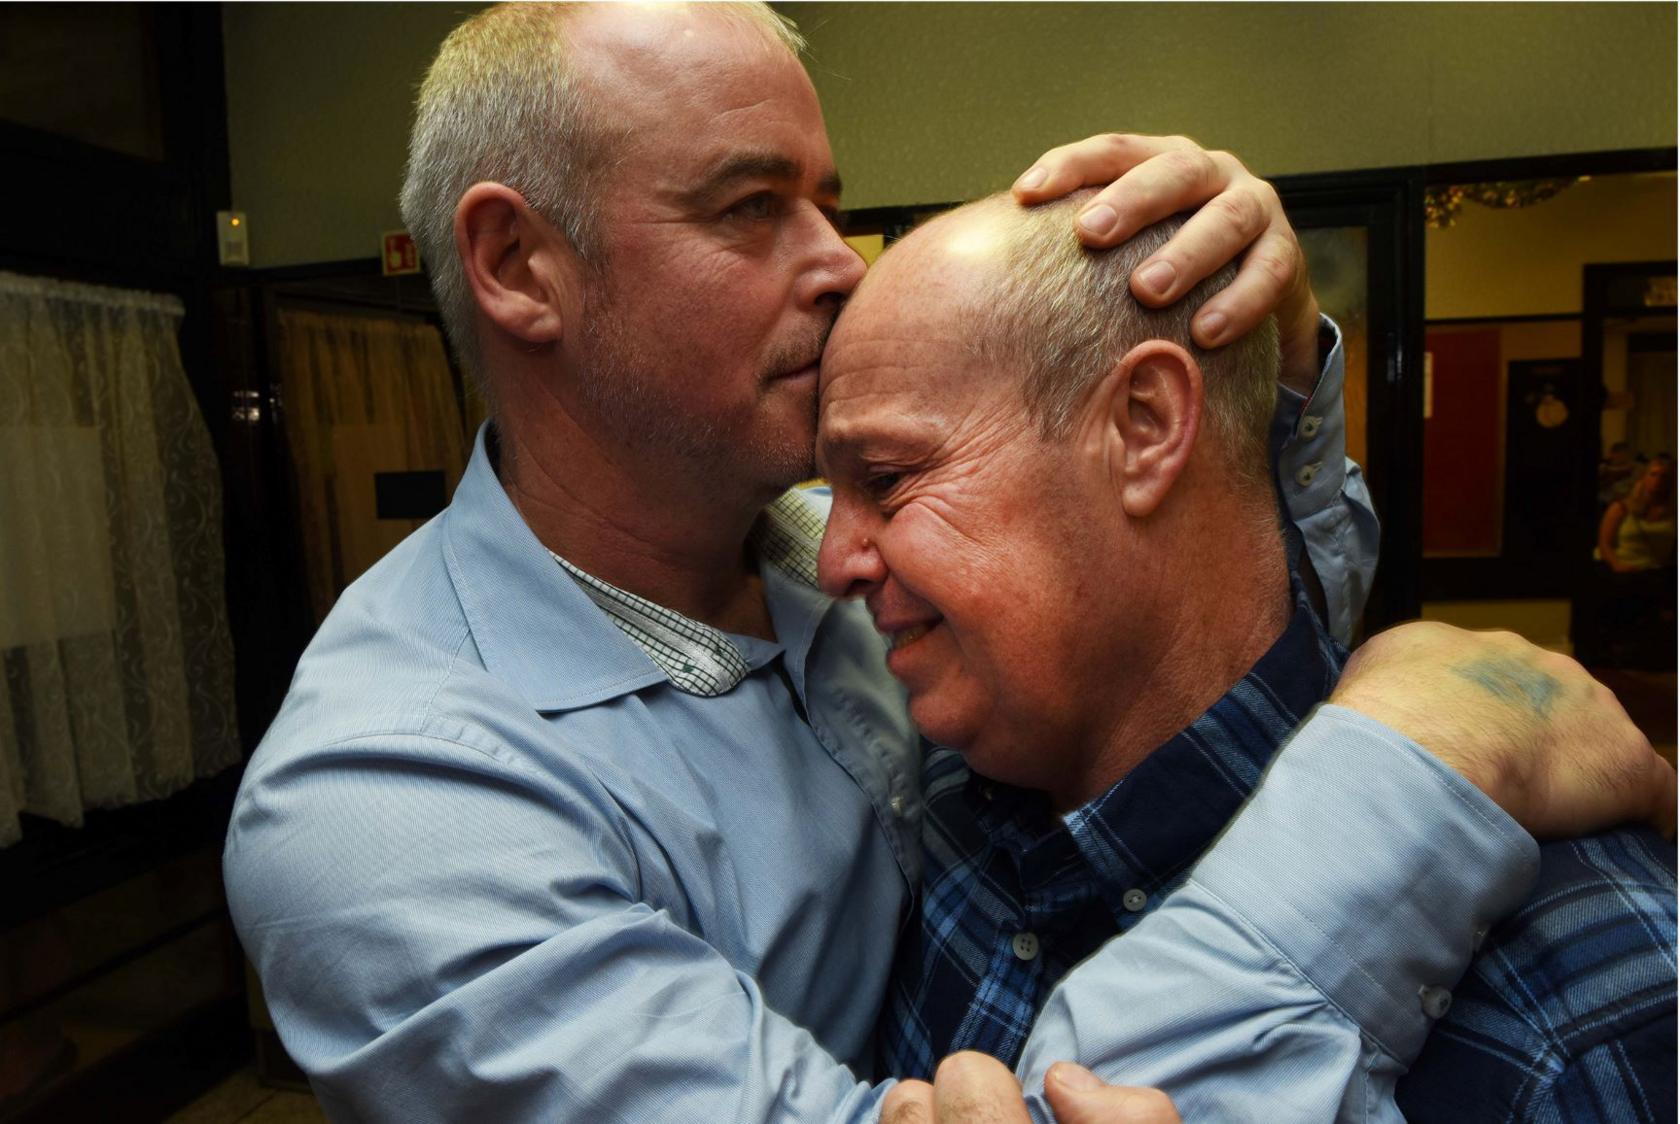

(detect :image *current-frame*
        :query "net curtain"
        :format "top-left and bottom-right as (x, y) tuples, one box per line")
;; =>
(0, 272), (240, 846)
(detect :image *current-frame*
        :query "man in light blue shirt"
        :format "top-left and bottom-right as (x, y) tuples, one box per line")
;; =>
(224, 5), (1670, 1120)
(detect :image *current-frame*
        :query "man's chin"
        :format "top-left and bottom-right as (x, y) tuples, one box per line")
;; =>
(750, 419), (818, 489)
(912, 700), (1049, 792)
(906, 694), (982, 755)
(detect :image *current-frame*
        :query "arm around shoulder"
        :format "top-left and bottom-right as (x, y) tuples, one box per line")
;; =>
(1014, 705), (1539, 1123)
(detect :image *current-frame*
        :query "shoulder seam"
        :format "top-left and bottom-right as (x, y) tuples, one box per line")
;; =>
(420, 625), (474, 730)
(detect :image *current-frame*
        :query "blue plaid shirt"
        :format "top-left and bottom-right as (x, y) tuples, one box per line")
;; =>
(881, 592), (1678, 1121)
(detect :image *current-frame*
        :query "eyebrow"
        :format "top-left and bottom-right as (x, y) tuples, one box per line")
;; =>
(679, 151), (844, 207)
(816, 417), (921, 474)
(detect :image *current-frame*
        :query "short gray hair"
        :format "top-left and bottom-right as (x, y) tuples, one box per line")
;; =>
(967, 192), (1280, 491)
(398, 2), (806, 399)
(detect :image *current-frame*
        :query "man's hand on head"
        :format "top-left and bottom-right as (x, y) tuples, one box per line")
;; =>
(1332, 621), (1678, 840)
(1013, 133), (1320, 394)
(881, 1053), (1180, 1124)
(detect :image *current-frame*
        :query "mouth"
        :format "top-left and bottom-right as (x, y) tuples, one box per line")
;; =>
(890, 623), (933, 649)
(878, 616), (942, 658)
(772, 362), (820, 384)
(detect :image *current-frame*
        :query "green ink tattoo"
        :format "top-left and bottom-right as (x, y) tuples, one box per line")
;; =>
(1452, 655), (1561, 717)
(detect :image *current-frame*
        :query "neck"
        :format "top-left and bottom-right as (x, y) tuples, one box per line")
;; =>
(493, 372), (783, 638)
(1050, 496), (1293, 813)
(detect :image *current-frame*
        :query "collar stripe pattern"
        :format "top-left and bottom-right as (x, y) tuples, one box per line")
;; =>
(550, 488), (824, 697)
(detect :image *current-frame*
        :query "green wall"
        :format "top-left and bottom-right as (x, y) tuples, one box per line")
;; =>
(223, 1), (1677, 266)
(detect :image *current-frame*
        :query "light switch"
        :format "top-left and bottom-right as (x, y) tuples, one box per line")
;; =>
(217, 210), (250, 267)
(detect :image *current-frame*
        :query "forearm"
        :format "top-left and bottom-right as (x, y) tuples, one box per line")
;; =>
(1014, 706), (1539, 1122)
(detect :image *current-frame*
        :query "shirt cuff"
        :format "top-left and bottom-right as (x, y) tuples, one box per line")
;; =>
(1187, 703), (1541, 1065)
(1273, 315), (1348, 521)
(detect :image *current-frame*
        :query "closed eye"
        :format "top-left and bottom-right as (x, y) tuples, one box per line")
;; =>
(863, 471), (905, 504)
(728, 192), (779, 221)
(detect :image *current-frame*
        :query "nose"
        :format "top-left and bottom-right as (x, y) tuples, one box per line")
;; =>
(794, 205), (867, 310)
(817, 492), (887, 600)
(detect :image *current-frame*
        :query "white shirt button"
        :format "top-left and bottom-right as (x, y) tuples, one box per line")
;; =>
(1295, 461), (1321, 487)
(1300, 414), (1322, 439)
(1418, 985), (1453, 1020)
(890, 794), (906, 816)
(1011, 932), (1040, 961)
(1122, 888), (1148, 912)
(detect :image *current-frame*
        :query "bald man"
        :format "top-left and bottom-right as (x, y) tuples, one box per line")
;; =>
(815, 194), (1677, 1122)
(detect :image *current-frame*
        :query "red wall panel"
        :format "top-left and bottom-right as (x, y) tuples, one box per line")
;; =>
(1423, 329), (1503, 555)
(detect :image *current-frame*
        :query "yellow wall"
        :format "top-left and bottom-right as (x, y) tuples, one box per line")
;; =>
(223, 2), (1677, 267)
(790, 2), (1676, 209)
(1422, 599), (1573, 654)
(1426, 173), (1678, 319)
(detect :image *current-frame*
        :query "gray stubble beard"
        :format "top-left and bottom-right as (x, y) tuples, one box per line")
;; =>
(576, 287), (825, 495)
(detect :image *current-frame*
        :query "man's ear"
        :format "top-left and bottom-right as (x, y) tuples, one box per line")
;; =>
(1077, 340), (1202, 518)
(453, 182), (574, 349)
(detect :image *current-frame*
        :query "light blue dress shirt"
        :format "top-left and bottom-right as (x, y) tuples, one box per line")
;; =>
(1017, 707), (1539, 1123)
(1278, 320), (1379, 643)
(225, 329), (1533, 1121)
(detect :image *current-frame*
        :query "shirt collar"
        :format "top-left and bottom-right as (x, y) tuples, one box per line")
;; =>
(1061, 582), (1346, 920)
(548, 489), (828, 698)
(442, 425), (670, 711)
(443, 424), (835, 707)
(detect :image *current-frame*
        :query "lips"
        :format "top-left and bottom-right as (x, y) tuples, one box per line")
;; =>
(772, 362), (819, 382)
(874, 615), (942, 655)
(868, 588), (942, 665)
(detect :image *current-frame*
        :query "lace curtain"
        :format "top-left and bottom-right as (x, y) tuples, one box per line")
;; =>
(276, 309), (469, 622)
(0, 272), (240, 846)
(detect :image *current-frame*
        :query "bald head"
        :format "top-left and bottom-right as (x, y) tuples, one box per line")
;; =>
(845, 192), (1280, 489)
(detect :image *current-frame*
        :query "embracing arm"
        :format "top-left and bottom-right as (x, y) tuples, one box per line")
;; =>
(1007, 706), (1537, 1123)
(888, 624), (1673, 1124)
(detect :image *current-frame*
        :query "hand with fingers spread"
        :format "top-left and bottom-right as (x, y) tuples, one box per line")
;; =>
(881, 1053), (1178, 1124)
(1013, 133), (1320, 394)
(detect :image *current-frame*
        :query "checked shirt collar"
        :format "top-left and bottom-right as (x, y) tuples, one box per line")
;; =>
(549, 489), (825, 697)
